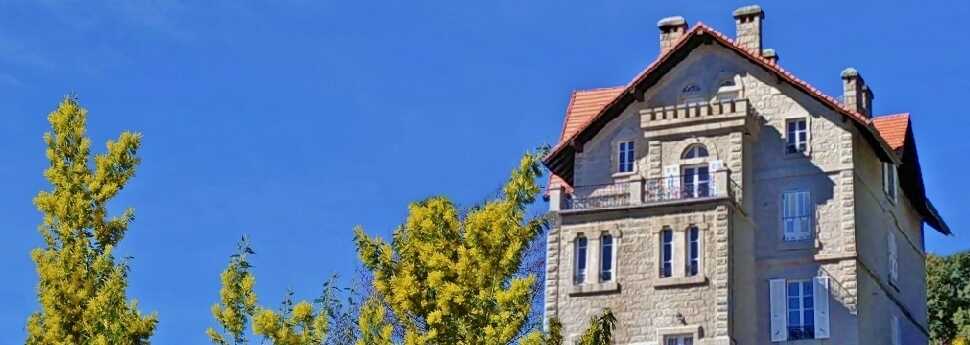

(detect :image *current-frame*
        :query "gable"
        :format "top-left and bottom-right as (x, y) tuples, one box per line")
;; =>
(544, 23), (948, 234)
(545, 23), (900, 186)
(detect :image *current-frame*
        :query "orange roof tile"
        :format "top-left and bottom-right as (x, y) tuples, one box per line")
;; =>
(872, 113), (910, 151)
(559, 87), (625, 141)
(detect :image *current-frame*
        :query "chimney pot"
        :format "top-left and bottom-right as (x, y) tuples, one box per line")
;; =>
(733, 5), (764, 55)
(762, 48), (778, 63)
(841, 67), (875, 117)
(658, 16), (688, 55)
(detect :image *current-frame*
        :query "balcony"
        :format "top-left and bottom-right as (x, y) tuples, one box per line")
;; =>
(549, 170), (739, 212)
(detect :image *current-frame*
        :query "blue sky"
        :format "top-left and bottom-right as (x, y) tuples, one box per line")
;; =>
(1, 0), (968, 343)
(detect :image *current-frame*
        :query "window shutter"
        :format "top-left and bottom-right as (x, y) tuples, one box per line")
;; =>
(813, 276), (831, 339)
(769, 279), (788, 342)
(889, 231), (899, 283)
(882, 163), (889, 193)
(891, 315), (901, 345)
(708, 160), (723, 195)
(663, 165), (678, 199)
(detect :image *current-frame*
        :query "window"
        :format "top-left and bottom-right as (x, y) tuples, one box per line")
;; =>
(680, 83), (704, 104)
(574, 236), (587, 284)
(782, 191), (812, 241)
(681, 144), (709, 159)
(682, 165), (710, 198)
(883, 162), (897, 203)
(888, 230), (899, 285)
(600, 234), (613, 282)
(660, 229), (673, 278)
(787, 280), (815, 340)
(786, 119), (808, 154)
(664, 335), (694, 345)
(687, 227), (700, 276)
(716, 78), (741, 101)
(617, 141), (635, 173)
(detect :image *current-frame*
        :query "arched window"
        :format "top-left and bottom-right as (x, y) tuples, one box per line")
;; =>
(681, 144), (709, 159)
(715, 74), (742, 101)
(680, 83), (705, 104)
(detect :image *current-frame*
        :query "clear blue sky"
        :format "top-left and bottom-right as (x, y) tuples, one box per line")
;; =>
(1, 0), (968, 343)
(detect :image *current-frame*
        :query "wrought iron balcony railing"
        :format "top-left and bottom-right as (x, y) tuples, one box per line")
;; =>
(551, 170), (738, 212)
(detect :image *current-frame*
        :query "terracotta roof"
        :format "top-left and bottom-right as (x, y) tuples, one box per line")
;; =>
(872, 113), (910, 151)
(545, 23), (898, 170)
(559, 87), (625, 141)
(548, 87), (624, 191)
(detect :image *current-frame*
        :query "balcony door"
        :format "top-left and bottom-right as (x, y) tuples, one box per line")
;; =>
(682, 165), (710, 198)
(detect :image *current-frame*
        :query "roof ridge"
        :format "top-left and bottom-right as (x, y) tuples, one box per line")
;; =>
(574, 86), (625, 93)
(557, 90), (580, 141)
(874, 112), (911, 119)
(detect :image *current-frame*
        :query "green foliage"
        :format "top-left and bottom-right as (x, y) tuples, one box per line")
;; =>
(208, 238), (350, 345)
(26, 96), (157, 344)
(353, 151), (547, 345)
(208, 237), (258, 345)
(521, 310), (615, 345)
(576, 309), (616, 345)
(252, 290), (330, 345)
(356, 297), (394, 345)
(928, 251), (970, 344)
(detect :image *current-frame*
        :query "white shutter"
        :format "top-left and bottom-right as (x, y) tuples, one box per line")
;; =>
(769, 279), (788, 342)
(891, 315), (901, 345)
(813, 276), (831, 339)
(889, 231), (899, 283)
(663, 165), (678, 199)
(708, 160), (723, 195)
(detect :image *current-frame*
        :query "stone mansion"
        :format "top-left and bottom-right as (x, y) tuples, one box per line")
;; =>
(541, 5), (949, 345)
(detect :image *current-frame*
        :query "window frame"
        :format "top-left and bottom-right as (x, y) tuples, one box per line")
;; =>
(681, 164), (711, 199)
(888, 230), (899, 286)
(616, 140), (635, 174)
(883, 162), (898, 204)
(600, 233), (614, 282)
(660, 229), (673, 278)
(687, 226), (700, 277)
(781, 190), (813, 243)
(786, 280), (816, 340)
(681, 144), (709, 159)
(574, 235), (588, 284)
(785, 118), (810, 156)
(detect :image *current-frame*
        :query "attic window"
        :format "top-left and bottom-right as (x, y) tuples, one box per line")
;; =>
(716, 76), (742, 101)
(680, 83), (705, 104)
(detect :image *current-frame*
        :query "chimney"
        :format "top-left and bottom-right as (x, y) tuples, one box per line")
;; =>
(657, 16), (688, 55)
(841, 68), (875, 117)
(733, 5), (764, 55)
(762, 48), (778, 64)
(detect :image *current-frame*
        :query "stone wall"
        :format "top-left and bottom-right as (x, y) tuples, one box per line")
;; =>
(553, 205), (730, 344)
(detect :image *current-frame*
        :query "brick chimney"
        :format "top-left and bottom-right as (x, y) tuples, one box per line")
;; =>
(733, 5), (764, 55)
(658, 16), (688, 55)
(841, 67), (875, 117)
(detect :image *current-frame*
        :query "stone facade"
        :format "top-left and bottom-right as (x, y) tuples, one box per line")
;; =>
(544, 6), (935, 345)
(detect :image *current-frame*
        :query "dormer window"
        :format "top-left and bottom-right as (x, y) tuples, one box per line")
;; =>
(617, 141), (635, 173)
(714, 73), (743, 101)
